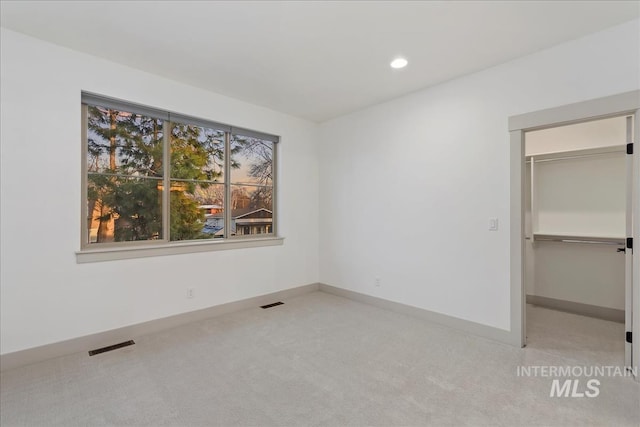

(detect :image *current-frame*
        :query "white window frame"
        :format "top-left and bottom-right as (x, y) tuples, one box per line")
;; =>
(77, 93), (282, 263)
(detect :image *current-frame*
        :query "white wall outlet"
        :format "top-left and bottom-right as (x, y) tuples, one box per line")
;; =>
(374, 277), (381, 287)
(187, 288), (195, 299)
(489, 217), (499, 231)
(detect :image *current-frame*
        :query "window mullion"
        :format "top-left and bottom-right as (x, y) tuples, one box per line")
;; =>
(224, 132), (231, 239)
(163, 121), (171, 242)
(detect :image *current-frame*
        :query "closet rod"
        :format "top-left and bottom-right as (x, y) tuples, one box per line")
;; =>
(533, 236), (624, 246)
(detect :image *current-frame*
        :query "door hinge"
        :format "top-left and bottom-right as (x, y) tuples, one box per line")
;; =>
(626, 331), (632, 344)
(627, 143), (634, 155)
(627, 237), (633, 250)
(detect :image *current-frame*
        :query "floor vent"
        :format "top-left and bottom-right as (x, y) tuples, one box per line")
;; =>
(88, 340), (135, 356)
(260, 301), (284, 309)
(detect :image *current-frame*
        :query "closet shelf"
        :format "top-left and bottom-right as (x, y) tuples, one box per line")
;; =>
(525, 145), (625, 162)
(532, 233), (625, 246)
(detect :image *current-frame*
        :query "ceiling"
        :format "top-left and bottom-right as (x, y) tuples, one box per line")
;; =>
(1, 1), (638, 122)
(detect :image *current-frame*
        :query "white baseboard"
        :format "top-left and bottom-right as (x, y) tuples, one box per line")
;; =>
(527, 294), (625, 323)
(0, 283), (320, 372)
(319, 284), (515, 346)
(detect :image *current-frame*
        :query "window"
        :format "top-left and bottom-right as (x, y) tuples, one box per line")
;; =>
(81, 93), (278, 256)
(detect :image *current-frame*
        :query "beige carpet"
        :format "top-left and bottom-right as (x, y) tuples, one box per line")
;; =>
(1, 291), (638, 426)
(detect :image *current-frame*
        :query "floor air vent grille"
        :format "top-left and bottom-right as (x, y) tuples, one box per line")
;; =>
(88, 340), (135, 356)
(260, 301), (284, 309)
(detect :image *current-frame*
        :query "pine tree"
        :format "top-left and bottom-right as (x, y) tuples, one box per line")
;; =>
(168, 123), (224, 240)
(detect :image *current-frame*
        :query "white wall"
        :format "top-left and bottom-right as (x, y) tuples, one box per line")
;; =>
(534, 152), (626, 237)
(2, 19), (639, 354)
(529, 243), (625, 310)
(318, 20), (640, 330)
(0, 29), (320, 355)
(526, 116), (627, 156)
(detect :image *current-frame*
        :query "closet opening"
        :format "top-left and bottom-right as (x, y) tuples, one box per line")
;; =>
(523, 115), (632, 368)
(509, 91), (639, 379)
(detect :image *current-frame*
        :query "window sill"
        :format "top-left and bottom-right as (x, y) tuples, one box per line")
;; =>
(76, 237), (284, 263)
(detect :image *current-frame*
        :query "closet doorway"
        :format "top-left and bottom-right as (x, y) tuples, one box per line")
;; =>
(508, 91), (639, 378)
(524, 116), (630, 367)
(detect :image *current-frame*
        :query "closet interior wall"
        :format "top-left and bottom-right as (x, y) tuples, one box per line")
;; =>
(524, 116), (628, 321)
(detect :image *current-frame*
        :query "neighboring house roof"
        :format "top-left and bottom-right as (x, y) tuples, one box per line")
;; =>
(235, 208), (272, 219)
(209, 208), (272, 220)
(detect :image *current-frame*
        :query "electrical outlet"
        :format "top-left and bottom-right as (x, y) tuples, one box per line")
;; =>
(489, 217), (499, 231)
(187, 288), (195, 299)
(374, 277), (381, 287)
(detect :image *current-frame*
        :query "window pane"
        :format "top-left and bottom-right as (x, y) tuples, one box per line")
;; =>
(87, 175), (163, 243)
(87, 105), (164, 177)
(230, 185), (273, 236)
(170, 123), (225, 182)
(169, 181), (224, 241)
(230, 135), (273, 185)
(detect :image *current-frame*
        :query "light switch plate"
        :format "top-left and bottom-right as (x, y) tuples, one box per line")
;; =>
(489, 218), (499, 231)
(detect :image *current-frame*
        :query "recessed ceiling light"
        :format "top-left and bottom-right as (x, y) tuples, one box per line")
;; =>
(390, 58), (408, 69)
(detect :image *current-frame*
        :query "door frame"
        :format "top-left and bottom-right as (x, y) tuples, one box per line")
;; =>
(507, 90), (640, 378)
